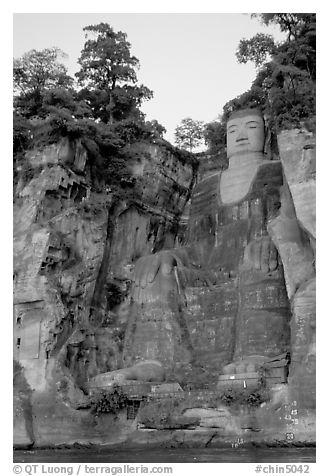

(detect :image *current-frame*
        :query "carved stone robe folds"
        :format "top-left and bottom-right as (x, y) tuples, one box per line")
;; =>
(123, 160), (291, 379)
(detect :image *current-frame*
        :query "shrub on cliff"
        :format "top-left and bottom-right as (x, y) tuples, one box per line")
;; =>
(220, 387), (270, 408)
(174, 118), (205, 152)
(138, 385), (270, 429)
(75, 23), (153, 125)
(90, 386), (128, 416)
(13, 113), (33, 188)
(233, 13), (315, 130)
(13, 47), (74, 118)
(203, 121), (227, 155)
(13, 24), (166, 190)
(205, 13), (316, 141)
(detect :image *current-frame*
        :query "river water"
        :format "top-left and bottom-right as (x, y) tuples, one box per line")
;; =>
(14, 447), (315, 463)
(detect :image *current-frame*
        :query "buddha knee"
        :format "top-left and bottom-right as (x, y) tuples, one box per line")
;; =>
(243, 236), (278, 273)
(131, 251), (179, 304)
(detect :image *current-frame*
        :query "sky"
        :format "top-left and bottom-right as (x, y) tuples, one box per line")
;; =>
(13, 13), (286, 147)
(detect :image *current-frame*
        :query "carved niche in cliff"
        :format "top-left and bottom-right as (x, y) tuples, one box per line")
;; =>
(118, 109), (291, 382)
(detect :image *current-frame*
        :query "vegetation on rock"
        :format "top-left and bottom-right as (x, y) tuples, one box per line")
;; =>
(204, 13), (316, 153)
(13, 47), (74, 118)
(219, 387), (270, 407)
(13, 23), (167, 189)
(229, 13), (315, 129)
(90, 386), (128, 416)
(174, 117), (205, 152)
(75, 23), (153, 125)
(14, 15), (316, 170)
(138, 386), (270, 429)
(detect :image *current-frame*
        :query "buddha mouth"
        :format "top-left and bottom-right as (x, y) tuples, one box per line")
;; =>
(235, 140), (249, 146)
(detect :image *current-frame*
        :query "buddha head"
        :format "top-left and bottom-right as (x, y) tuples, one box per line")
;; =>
(226, 108), (265, 159)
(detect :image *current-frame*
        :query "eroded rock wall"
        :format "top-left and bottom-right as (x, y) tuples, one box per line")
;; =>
(268, 129), (316, 410)
(13, 128), (316, 447)
(13, 138), (197, 446)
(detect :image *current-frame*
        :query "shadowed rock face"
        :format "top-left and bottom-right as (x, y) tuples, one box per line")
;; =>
(269, 130), (316, 409)
(13, 138), (198, 444)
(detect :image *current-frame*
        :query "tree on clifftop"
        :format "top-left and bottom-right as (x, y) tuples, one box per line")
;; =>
(236, 33), (276, 68)
(76, 23), (153, 124)
(223, 13), (316, 130)
(13, 47), (74, 117)
(203, 120), (226, 154)
(175, 118), (204, 152)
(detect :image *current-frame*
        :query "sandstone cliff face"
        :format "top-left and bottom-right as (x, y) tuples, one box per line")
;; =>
(13, 137), (197, 445)
(268, 129), (316, 410)
(13, 130), (315, 447)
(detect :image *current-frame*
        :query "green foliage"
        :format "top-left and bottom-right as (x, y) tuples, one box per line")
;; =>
(112, 118), (150, 144)
(13, 47), (74, 118)
(13, 49), (92, 154)
(155, 139), (199, 168)
(221, 85), (267, 123)
(219, 388), (270, 407)
(138, 386), (270, 429)
(145, 120), (167, 140)
(76, 23), (139, 87)
(13, 113), (34, 189)
(203, 120), (226, 154)
(76, 23), (153, 124)
(236, 33), (276, 68)
(175, 117), (205, 152)
(252, 13), (315, 43)
(13, 24), (160, 190)
(41, 88), (92, 119)
(231, 13), (316, 131)
(13, 47), (72, 93)
(13, 114), (32, 155)
(106, 282), (125, 310)
(90, 386), (128, 415)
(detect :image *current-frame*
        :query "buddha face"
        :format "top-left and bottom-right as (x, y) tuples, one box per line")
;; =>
(226, 113), (265, 159)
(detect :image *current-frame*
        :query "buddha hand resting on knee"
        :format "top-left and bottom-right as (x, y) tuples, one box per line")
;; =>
(131, 249), (216, 304)
(123, 108), (290, 375)
(243, 236), (279, 273)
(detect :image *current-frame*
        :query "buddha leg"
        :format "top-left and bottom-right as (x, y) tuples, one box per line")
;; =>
(234, 264), (291, 361)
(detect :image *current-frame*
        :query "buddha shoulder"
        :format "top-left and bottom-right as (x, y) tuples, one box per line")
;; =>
(251, 160), (283, 191)
(192, 172), (220, 197)
(190, 172), (221, 214)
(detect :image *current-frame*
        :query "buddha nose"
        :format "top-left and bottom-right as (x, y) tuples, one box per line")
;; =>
(236, 127), (248, 142)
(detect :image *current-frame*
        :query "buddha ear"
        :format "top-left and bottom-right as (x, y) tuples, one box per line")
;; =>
(263, 114), (271, 157)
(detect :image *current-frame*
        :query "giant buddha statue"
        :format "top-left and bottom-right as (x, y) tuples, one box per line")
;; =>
(122, 108), (290, 380)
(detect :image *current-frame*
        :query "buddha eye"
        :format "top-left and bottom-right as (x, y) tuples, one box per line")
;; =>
(247, 122), (259, 129)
